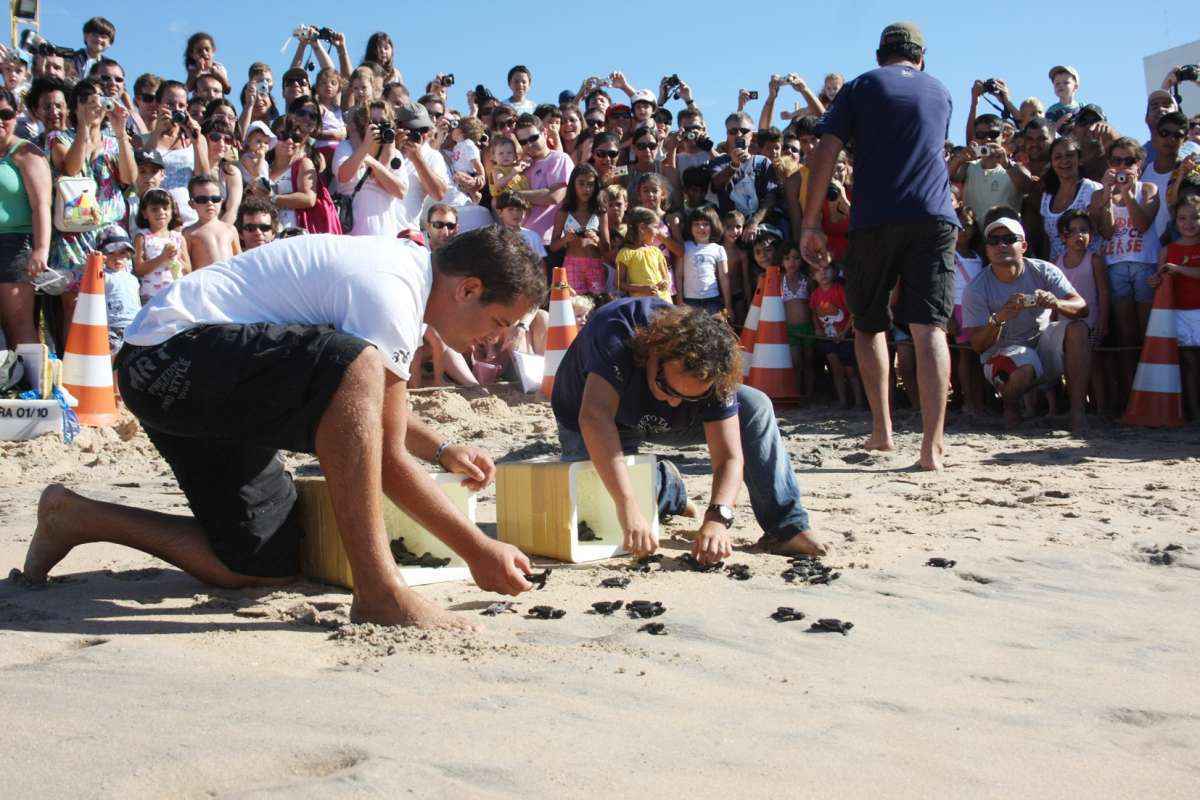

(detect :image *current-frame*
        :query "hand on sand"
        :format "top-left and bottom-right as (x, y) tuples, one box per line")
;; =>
(467, 539), (533, 596)
(692, 520), (733, 565)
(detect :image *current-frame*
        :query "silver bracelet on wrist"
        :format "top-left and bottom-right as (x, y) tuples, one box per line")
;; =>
(434, 441), (453, 467)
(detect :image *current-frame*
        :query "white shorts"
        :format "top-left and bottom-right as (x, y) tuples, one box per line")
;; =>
(1177, 309), (1200, 348)
(982, 320), (1071, 387)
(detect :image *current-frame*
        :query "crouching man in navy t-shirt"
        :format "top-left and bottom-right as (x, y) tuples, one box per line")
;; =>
(551, 298), (823, 563)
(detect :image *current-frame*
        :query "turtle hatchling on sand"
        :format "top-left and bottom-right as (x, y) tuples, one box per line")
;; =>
(600, 576), (632, 589)
(639, 622), (667, 635)
(527, 605), (566, 620)
(926, 557), (956, 568)
(808, 618), (854, 635)
(591, 600), (624, 615)
(627, 600), (666, 619)
(725, 564), (751, 581)
(679, 553), (724, 573)
(481, 601), (518, 616)
(525, 569), (552, 590)
(770, 607), (806, 623)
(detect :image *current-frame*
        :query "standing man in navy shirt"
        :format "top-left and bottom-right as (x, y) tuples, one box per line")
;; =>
(801, 21), (959, 471)
(551, 299), (822, 563)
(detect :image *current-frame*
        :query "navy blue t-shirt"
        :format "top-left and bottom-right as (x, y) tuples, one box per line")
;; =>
(816, 64), (958, 231)
(551, 297), (738, 434)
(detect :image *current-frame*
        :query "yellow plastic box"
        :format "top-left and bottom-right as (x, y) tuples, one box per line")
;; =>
(295, 474), (475, 589)
(495, 455), (658, 563)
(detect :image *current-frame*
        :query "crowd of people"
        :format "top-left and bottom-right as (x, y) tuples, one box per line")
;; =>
(2, 15), (1199, 430)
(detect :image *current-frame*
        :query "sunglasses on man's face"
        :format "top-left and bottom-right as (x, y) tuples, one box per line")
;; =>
(985, 233), (1021, 246)
(1109, 155), (1138, 167)
(1158, 127), (1185, 140)
(516, 132), (540, 146)
(727, 126), (752, 135)
(429, 220), (458, 230)
(284, 77), (308, 87)
(975, 129), (1001, 141)
(191, 194), (222, 205)
(635, 140), (657, 151)
(242, 223), (272, 232)
(655, 362), (712, 402)
(0, 108), (15, 122)
(594, 149), (619, 159)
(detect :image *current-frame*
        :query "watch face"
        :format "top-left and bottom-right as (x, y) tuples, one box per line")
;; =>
(709, 504), (734, 527)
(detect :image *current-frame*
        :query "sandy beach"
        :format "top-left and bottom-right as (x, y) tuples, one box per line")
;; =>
(1, 390), (1198, 798)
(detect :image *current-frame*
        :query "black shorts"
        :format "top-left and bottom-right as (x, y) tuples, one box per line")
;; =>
(115, 323), (371, 577)
(0, 232), (32, 284)
(843, 219), (957, 334)
(817, 339), (855, 364)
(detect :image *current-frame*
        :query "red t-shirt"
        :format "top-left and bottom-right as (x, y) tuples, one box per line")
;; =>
(810, 283), (851, 338)
(1165, 242), (1200, 309)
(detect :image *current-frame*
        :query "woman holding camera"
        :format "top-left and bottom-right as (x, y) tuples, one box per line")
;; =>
(46, 78), (135, 297)
(332, 100), (407, 236)
(193, 116), (243, 226)
(147, 79), (200, 226)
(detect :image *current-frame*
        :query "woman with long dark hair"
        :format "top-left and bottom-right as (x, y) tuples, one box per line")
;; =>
(1034, 137), (1103, 261)
(362, 32), (402, 84)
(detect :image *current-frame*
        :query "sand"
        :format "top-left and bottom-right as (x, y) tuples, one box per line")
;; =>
(1, 390), (1199, 798)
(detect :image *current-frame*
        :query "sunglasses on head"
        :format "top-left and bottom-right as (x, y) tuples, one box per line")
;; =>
(986, 233), (1020, 246)
(429, 220), (457, 230)
(1109, 155), (1137, 167)
(1158, 127), (1185, 140)
(727, 126), (752, 135)
(516, 132), (540, 146)
(0, 108), (15, 122)
(635, 140), (657, 150)
(594, 149), (619, 159)
(241, 222), (272, 232)
(655, 362), (712, 402)
(191, 194), (222, 204)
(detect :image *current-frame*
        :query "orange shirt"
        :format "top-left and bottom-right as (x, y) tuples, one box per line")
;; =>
(1165, 242), (1200, 309)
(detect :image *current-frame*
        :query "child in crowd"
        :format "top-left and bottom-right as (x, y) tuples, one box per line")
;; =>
(96, 228), (141, 359)
(1045, 66), (1081, 125)
(721, 210), (750, 321)
(1151, 196), (1200, 418)
(183, 174), (240, 270)
(494, 190), (546, 268)
(782, 241), (814, 398)
(313, 68), (347, 176)
(451, 117), (486, 204)
(75, 17), (115, 77)
(550, 164), (609, 296)
(675, 205), (730, 316)
(488, 136), (528, 198)
(1056, 210), (1110, 415)
(810, 258), (863, 407)
(127, 150), (165, 238)
(134, 188), (190, 303)
(571, 294), (595, 328)
(601, 184), (629, 294)
(617, 206), (672, 302)
(951, 207), (986, 416)
(183, 32), (229, 92)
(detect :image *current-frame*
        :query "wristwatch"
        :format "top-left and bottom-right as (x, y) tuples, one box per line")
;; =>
(705, 504), (735, 529)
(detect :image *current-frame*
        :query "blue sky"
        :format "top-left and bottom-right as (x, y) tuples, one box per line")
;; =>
(23, 1), (1193, 140)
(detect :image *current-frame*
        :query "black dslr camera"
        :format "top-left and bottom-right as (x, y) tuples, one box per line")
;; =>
(1177, 64), (1200, 82)
(170, 110), (188, 126)
(982, 78), (1001, 94)
(664, 74), (682, 100)
(376, 123), (396, 144)
(314, 27), (336, 42)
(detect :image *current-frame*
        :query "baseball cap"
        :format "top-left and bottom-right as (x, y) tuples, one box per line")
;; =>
(96, 227), (134, 254)
(1048, 65), (1079, 83)
(395, 101), (432, 130)
(755, 223), (784, 242)
(632, 89), (657, 107)
(243, 120), (277, 146)
(879, 21), (925, 50)
(1074, 104), (1106, 124)
(134, 149), (165, 169)
(605, 103), (632, 120)
(984, 218), (1025, 239)
(558, 89), (576, 106)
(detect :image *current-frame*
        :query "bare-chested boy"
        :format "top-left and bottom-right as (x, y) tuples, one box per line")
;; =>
(183, 174), (241, 269)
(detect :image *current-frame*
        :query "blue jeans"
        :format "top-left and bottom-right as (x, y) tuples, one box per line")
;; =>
(684, 296), (726, 315)
(557, 385), (810, 539)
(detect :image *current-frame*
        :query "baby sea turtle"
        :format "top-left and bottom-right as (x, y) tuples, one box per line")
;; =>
(781, 557), (839, 585)
(627, 600), (666, 619)
(725, 564), (751, 581)
(628, 554), (665, 573)
(481, 601), (518, 617)
(639, 622), (667, 635)
(600, 576), (632, 589)
(926, 557), (956, 568)
(1149, 552), (1175, 566)
(577, 521), (600, 542)
(770, 607), (806, 623)
(390, 538), (452, 568)
(527, 605), (566, 620)
(679, 553), (725, 573)
(808, 618), (854, 635)
(590, 600), (624, 615)
(526, 569), (552, 590)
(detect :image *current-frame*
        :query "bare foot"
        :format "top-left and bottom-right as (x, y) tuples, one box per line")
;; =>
(1070, 411), (1088, 438)
(863, 434), (895, 451)
(22, 484), (80, 584)
(351, 588), (478, 632)
(917, 454), (944, 472)
(679, 501), (700, 519)
(1003, 406), (1022, 429)
(762, 530), (827, 557)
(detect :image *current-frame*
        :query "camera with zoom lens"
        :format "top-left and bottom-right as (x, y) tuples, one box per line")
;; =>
(1177, 64), (1200, 82)
(406, 128), (422, 143)
(376, 123), (395, 144)
(171, 110), (188, 126)
(982, 78), (1001, 94)
(440, 74), (455, 87)
(18, 30), (75, 60)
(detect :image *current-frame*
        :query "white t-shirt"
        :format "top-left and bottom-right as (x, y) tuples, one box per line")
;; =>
(507, 97), (536, 115)
(402, 142), (463, 221)
(124, 235), (432, 380)
(1141, 162), (1173, 244)
(681, 241), (727, 299)
(952, 252), (984, 307)
(451, 139), (481, 175)
(332, 139), (410, 236)
(518, 227), (547, 259)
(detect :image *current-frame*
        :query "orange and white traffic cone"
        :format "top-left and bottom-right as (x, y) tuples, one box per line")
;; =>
(1122, 273), (1184, 427)
(540, 266), (579, 399)
(62, 251), (117, 426)
(747, 266), (801, 400)
(738, 275), (765, 380)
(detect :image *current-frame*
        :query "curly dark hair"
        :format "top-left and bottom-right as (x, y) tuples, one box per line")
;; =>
(433, 225), (547, 306)
(630, 305), (742, 401)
